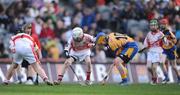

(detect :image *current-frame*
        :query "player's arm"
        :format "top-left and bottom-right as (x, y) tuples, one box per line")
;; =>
(160, 32), (168, 45)
(64, 37), (72, 58)
(87, 35), (95, 47)
(34, 43), (42, 59)
(169, 31), (177, 44)
(9, 37), (15, 53)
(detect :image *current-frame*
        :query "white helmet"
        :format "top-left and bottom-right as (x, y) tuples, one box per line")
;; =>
(72, 27), (83, 41)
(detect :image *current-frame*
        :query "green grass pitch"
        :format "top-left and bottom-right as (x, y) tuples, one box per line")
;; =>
(0, 83), (180, 95)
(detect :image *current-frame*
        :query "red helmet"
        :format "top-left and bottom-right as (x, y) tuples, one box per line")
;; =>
(159, 19), (169, 25)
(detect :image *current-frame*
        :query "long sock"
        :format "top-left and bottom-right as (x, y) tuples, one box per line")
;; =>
(152, 77), (157, 83)
(164, 72), (169, 80)
(27, 76), (33, 81)
(86, 72), (91, 81)
(177, 76), (180, 81)
(58, 75), (63, 81)
(17, 75), (22, 82)
(120, 67), (127, 79)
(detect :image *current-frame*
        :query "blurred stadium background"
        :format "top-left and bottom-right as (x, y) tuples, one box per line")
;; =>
(0, 0), (180, 95)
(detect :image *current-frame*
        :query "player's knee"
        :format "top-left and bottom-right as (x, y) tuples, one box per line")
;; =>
(114, 58), (122, 65)
(152, 64), (157, 70)
(64, 60), (72, 67)
(86, 60), (91, 65)
(13, 64), (19, 69)
(119, 54), (130, 63)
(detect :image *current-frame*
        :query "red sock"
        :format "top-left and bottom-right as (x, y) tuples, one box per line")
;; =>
(43, 77), (48, 81)
(58, 75), (63, 81)
(86, 72), (91, 81)
(152, 77), (157, 83)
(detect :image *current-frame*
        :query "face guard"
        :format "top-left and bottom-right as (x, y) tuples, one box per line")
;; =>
(72, 27), (84, 42)
(150, 19), (158, 32)
(159, 19), (168, 31)
(95, 32), (106, 45)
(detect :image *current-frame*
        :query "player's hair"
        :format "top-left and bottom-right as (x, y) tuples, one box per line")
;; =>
(21, 23), (32, 31)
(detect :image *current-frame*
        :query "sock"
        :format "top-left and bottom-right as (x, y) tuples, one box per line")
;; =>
(164, 72), (169, 80)
(17, 75), (22, 82)
(120, 67), (127, 79)
(43, 77), (47, 81)
(58, 75), (63, 81)
(27, 76), (33, 81)
(86, 72), (91, 81)
(177, 76), (180, 81)
(152, 77), (157, 83)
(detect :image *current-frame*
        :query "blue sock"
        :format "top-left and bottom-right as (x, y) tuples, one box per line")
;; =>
(164, 72), (169, 79)
(178, 76), (180, 81)
(122, 78), (128, 82)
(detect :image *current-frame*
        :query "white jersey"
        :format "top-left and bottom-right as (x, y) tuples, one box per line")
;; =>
(9, 33), (38, 64)
(10, 33), (35, 50)
(65, 33), (94, 52)
(143, 31), (164, 53)
(65, 33), (94, 61)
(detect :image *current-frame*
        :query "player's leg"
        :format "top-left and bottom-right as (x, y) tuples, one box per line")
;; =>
(4, 51), (23, 84)
(160, 54), (169, 83)
(147, 61), (153, 78)
(25, 65), (36, 85)
(114, 57), (128, 85)
(147, 52), (153, 78)
(30, 62), (53, 85)
(15, 65), (23, 84)
(151, 62), (158, 84)
(170, 59), (180, 83)
(118, 43), (138, 85)
(4, 63), (19, 84)
(21, 59), (34, 85)
(84, 56), (92, 85)
(24, 47), (53, 85)
(147, 52), (159, 84)
(54, 57), (75, 84)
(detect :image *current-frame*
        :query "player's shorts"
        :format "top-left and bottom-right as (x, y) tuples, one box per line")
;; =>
(160, 53), (166, 64)
(12, 45), (38, 64)
(163, 46), (177, 60)
(147, 51), (161, 64)
(69, 49), (91, 62)
(119, 42), (138, 63)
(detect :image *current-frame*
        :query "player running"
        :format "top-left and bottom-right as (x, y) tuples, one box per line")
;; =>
(141, 19), (166, 85)
(95, 32), (138, 85)
(54, 27), (95, 85)
(159, 18), (180, 84)
(3, 23), (53, 85)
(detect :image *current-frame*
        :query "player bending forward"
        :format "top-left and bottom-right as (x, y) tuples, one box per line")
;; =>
(96, 32), (138, 85)
(3, 23), (53, 85)
(54, 27), (94, 85)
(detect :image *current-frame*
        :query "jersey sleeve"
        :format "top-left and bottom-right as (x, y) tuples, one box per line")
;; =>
(143, 34), (149, 48)
(169, 31), (177, 44)
(9, 37), (14, 49)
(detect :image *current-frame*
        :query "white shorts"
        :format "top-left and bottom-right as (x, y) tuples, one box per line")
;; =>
(69, 49), (91, 62)
(147, 51), (162, 67)
(12, 45), (38, 64)
(160, 53), (166, 64)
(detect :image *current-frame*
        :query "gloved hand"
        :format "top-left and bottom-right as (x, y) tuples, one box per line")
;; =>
(64, 50), (69, 58)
